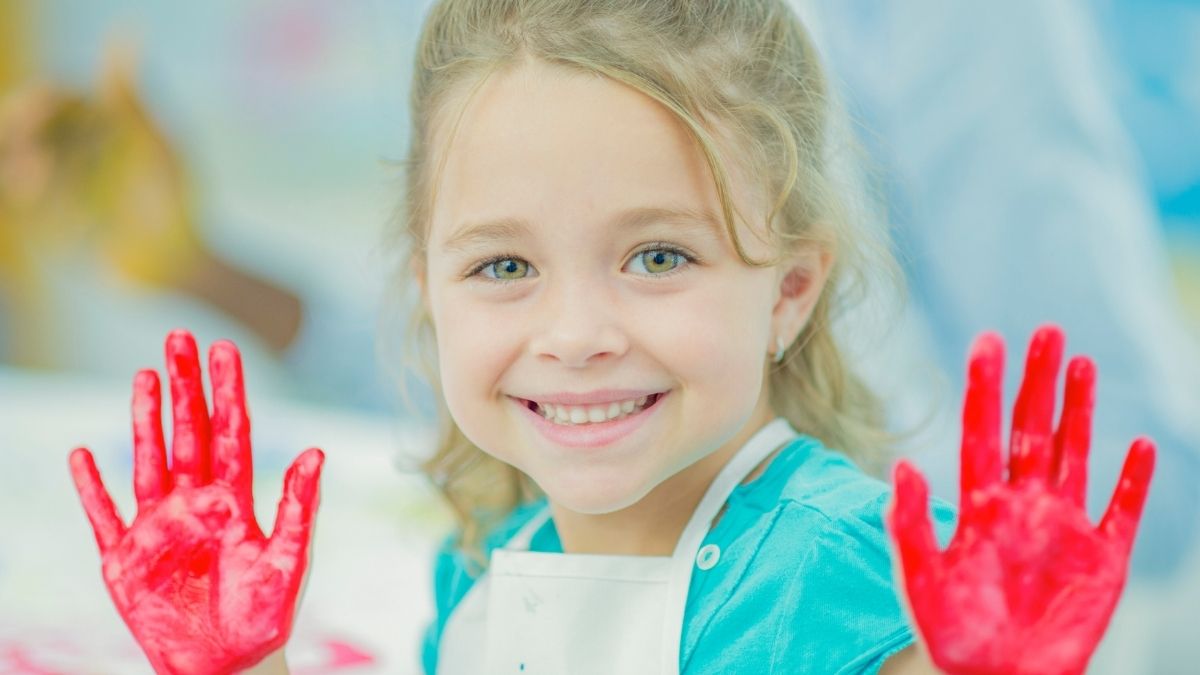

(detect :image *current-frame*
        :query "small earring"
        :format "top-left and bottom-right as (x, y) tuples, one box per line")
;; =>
(773, 336), (786, 364)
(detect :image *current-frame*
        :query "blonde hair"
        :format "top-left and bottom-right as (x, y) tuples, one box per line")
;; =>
(382, 0), (904, 566)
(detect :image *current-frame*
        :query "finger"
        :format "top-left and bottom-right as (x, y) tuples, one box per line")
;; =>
(132, 369), (171, 511)
(1099, 437), (1156, 549)
(1008, 324), (1064, 485)
(960, 332), (1004, 505)
(1053, 356), (1095, 507)
(68, 448), (127, 553)
(267, 448), (326, 562)
(209, 340), (253, 496)
(166, 329), (212, 489)
(888, 461), (940, 584)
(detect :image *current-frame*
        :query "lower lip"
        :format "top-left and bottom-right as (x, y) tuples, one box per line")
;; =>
(514, 392), (669, 449)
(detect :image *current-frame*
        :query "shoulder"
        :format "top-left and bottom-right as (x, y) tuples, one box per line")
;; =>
(750, 435), (958, 551)
(695, 436), (957, 674)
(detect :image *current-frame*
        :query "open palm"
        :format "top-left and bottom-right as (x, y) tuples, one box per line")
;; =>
(888, 325), (1155, 675)
(69, 330), (324, 674)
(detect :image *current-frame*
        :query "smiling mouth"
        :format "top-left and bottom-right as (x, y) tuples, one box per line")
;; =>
(520, 392), (666, 426)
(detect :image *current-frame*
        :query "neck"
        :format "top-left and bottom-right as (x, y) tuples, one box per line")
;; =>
(549, 405), (778, 556)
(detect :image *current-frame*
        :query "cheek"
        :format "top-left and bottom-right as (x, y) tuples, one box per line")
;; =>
(430, 287), (518, 422)
(636, 277), (772, 399)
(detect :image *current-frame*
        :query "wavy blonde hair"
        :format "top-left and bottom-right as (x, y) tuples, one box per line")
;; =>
(382, 0), (904, 565)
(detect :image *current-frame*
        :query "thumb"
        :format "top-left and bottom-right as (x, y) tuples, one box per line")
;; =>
(1098, 437), (1155, 550)
(266, 448), (325, 564)
(888, 460), (939, 588)
(887, 460), (943, 656)
(69, 447), (127, 553)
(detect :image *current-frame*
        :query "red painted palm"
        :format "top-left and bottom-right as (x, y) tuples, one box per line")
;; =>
(69, 330), (324, 675)
(888, 325), (1155, 675)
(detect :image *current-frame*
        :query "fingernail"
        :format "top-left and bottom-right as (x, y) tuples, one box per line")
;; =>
(969, 333), (1005, 373)
(134, 369), (158, 391)
(209, 343), (236, 381)
(1066, 356), (1095, 381)
(296, 449), (325, 503)
(69, 447), (90, 470)
(1131, 437), (1156, 474)
(1033, 324), (1065, 356)
(165, 330), (198, 371)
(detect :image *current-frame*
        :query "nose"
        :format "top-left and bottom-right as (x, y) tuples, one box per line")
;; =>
(527, 277), (629, 368)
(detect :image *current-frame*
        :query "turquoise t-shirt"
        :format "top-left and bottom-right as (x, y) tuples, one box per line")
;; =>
(421, 435), (958, 674)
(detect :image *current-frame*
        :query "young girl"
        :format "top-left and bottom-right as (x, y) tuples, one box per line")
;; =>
(68, 1), (1155, 673)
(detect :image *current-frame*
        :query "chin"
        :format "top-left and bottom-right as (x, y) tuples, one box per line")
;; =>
(540, 469), (656, 515)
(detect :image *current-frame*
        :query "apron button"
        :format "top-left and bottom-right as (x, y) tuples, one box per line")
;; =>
(696, 544), (721, 570)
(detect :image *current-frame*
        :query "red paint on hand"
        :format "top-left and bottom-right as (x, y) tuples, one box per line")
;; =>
(69, 330), (325, 675)
(888, 325), (1155, 675)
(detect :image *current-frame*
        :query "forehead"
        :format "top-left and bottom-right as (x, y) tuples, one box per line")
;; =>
(427, 60), (767, 247)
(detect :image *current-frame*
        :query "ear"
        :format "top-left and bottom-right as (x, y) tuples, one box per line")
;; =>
(770, 246), (833, 348)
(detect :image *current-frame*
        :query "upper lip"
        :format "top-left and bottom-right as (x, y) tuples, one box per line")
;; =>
(515, 389), (667, 406)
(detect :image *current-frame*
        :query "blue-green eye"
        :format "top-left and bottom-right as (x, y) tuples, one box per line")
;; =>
(468, 245), (694, 283)
(479, 257), (534, 281)
(491, 259), (528, 279)
(627, 247), (693, 275)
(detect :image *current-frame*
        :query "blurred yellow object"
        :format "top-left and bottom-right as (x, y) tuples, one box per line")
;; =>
(1, 41), (206, 285)
(0, 35), (303, 365)
(1168, 243), (1200, 338)
(0, 0), (32, 92)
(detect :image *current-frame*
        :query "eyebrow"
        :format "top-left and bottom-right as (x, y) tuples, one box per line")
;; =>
(439, 205), (724, 253)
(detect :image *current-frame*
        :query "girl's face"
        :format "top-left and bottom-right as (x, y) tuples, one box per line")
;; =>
(421, 60), (827, 515)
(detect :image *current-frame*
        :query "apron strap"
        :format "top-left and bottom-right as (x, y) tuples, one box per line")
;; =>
(659, 417), (799, 674)
(483, 417), (800, 675)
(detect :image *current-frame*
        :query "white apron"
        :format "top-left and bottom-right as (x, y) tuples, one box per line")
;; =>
(437, 418), (799, 675)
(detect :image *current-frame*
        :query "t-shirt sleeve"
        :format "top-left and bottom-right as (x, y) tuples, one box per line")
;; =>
(775, 495), (957, 675)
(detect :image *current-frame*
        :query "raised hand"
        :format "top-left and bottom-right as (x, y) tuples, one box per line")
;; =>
(888, 325), (1155, 675)
(68, 330), (325, 675)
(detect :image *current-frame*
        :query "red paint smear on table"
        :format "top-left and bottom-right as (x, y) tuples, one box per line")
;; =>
(2, 644), (64, 675)
(292, 639), (378, 674)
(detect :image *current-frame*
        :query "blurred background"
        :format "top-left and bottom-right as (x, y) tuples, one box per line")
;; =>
(0, 0), (1196, 672)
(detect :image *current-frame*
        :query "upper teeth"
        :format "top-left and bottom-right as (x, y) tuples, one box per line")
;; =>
(536, 395), (653, 425)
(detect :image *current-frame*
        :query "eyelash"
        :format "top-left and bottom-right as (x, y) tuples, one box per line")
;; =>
(464, 243), (699, 285)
